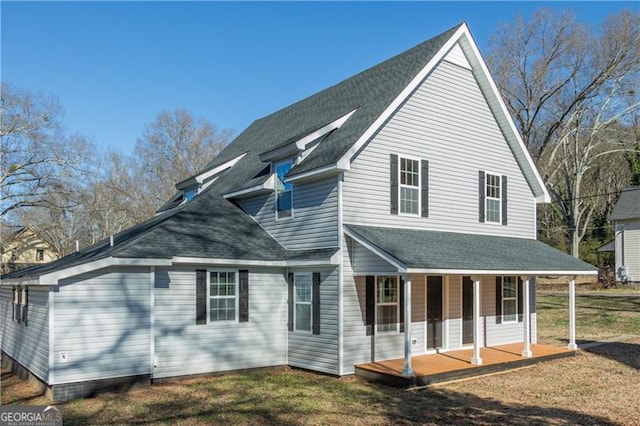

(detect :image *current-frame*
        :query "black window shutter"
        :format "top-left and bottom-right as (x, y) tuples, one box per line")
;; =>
(399, 276), (405, 333)
(390, 154), (399, 215)
(517, 277), (524, 323)
(312, 272), (321, 335)
(365, 276), (375, 336)
(22, 287), (28, 326)
(495, 277), (502, 324)
(12, 287), (16, 322)
(16, 286), (21, 324)
(502, 175), (508, 225)
(421, 160), (429, 218)
(287, 273), (294, 332)
(479, 171), (486, 223)
(196, 270), (207, 325)
(239, 270), (249, 322)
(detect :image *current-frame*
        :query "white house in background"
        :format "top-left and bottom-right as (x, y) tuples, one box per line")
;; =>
(609, 186), (640, 284)
(1, 22), (597, 402)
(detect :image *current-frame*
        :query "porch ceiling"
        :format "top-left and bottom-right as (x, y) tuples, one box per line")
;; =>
(345, 225), (598, 275)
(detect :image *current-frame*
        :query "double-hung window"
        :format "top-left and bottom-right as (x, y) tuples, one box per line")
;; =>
(294, 274), (312, 332)
(390, 154), (428, 217)
(501, 276), (517, 322)
(399, 157), (420, 215)
(275, 160), (293, 219)
(209, 271), (237, 322)
(35, 249), (44, 261)
(483, 172), (502, 224)
(376, 276), (399, 333)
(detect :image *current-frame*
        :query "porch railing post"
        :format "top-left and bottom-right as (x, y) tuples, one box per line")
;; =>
(521, 276), (532, 357)
(401, 274), (414, 377)
(568, 277), (578, 350)
(470, 275), (483, 365)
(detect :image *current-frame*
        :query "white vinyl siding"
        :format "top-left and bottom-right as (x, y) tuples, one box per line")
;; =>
(238, 176), (339, 250)
(153, 267), (286, 379)
(343, 59), (535, 238)
(615, 220), (640, 282)
(0, 286), (49, 382)
(53, 267), (151, 384)
(288, 267), (339, 375)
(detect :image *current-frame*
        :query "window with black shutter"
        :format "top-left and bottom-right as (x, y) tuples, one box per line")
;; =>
(391, 154), (428, 217)
(480, 171), (507, 225)
(239, 270), (249, 323)
(196, 270), (207, 325)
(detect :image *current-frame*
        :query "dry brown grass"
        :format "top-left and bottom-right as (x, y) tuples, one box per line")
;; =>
(1, 292), (638, 425)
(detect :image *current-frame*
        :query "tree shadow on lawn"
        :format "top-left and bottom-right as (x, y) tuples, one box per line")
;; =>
(61, 371), (617, 426)
(580, 341), (640, 371)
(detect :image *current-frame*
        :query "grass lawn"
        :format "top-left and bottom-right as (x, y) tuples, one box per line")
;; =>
(2, 291), (639, 425)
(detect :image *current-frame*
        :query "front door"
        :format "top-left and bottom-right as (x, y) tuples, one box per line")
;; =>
(462, 276), (474, 345)
(426, 276), (443, 349)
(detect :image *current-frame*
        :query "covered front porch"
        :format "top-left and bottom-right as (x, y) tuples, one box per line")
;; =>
(344, 225), (599, 380)
(355, 342), (575, 387)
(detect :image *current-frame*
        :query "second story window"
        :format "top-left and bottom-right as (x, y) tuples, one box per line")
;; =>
(400, 157), (420, 215)
(35, 248), (44, 261)
(275, 159), (293, 219)
(485, 173), (501, 223)
(390, 154), (428, 218)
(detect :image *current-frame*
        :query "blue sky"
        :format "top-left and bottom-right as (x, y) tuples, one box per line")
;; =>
(2, 1), (637, 155)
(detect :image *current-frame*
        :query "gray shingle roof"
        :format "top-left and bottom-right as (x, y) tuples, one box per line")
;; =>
(609, 186), (640, 221)
(346, 225), (597, 273)
(1, 25), (465, 281)
(198, 23), (463, 184)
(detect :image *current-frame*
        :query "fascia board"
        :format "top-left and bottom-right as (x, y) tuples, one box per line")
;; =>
(39, 257), (172, 284)
(171, 257), (287, 267)
(223, 174), (276, 199)
(405, 268), (598, 275)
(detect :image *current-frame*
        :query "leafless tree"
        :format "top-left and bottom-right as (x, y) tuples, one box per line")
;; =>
(135, 108), (233, 210)
(1, 83), (94, 219)
(488, 10), (640, 257)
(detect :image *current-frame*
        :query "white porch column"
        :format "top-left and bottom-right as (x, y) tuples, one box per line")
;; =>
(401, 274), (414, 377)
(470, 275), (483, 365)
(568, 277), (578, 350)
(521, 276), (532, 358)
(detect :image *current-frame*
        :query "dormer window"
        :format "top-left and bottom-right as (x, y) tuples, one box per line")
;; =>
(184, 187), (198, 202)
(275, 159), (293, 219)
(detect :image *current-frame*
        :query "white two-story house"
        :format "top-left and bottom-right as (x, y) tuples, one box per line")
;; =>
(1, 23), (596, 401)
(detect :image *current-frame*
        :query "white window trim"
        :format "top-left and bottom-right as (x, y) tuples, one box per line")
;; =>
(485, 171), (502, 224)
(207, 269), (239, 323)
(274, 159), (294, 221)
(397, 154), (422, 217)
(293, 272), (313, 333)
(375, 275), (400, 334)
(501, 276), (518, 324)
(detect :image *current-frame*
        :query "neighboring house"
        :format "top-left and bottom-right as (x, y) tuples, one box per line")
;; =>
(0, 23), (597, 402)
(609, 186), (640, 283)
(1, 227), (58, 274)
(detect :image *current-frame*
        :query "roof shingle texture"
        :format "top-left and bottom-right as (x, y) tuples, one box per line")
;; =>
(609, 186), (640, 221)
(1, 24), (463, 280)
(346, 225), (597, 272)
